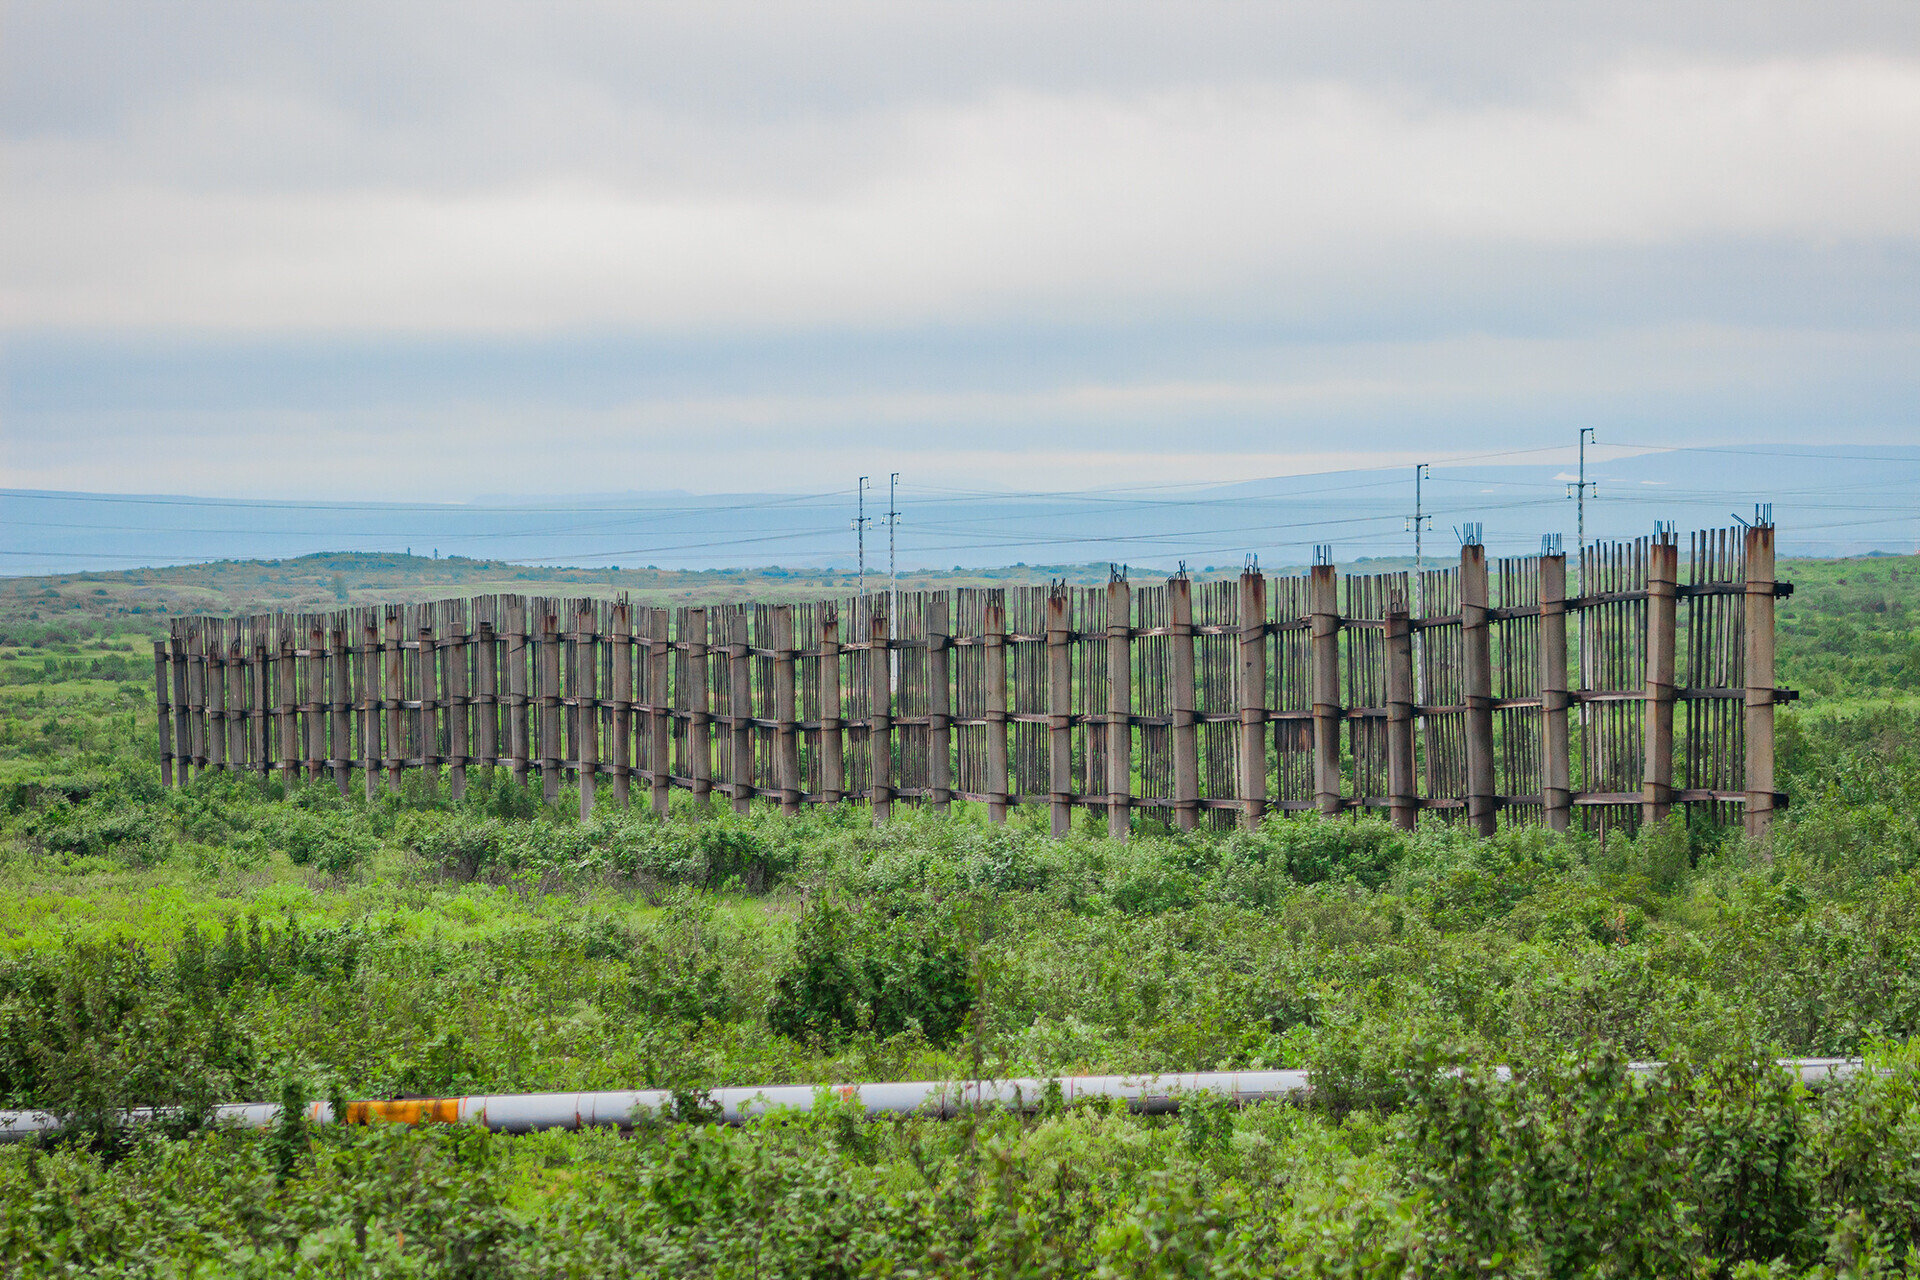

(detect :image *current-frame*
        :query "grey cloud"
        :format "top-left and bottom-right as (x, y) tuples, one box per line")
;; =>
(3, 1), (1919, 504)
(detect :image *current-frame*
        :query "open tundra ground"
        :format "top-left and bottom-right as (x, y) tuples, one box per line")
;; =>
(0, 555), (1917, 1275)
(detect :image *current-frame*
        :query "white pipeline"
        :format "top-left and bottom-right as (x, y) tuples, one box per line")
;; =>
(0, 1059), (1868, 1143)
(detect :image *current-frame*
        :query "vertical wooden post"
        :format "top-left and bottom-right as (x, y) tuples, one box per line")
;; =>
(1460, 545), (1497, 836)
(817, 607), (845, 804)
(1385, 604), (1417, 831)
(185, 621), (206, 780)
(926, 595), (952, 815)
(1744, 523), (1778, 839)
(1106, 577), (1132, 840)
(306, 616), (327, 782)
(576, 601), (598, 819)
(1169, 575), (1201, 831)
(773, 605), (801, 816)
(538, 602), (562, 804)
(609, 601), (632, 809)
(475, 600), (499, 774)
(686, 607), (712, 807)
(330, 613), (352, 796)
(206, 622), (227, 775)
(154, 642), (174, 788)
(170, 628), (190, 782)
(1237, 571), (1269, 830)
(445, 603), (468, 801)
(506, 597), (531, 790)
(649, 609), (672, 815)
(869, 610), (893, 824)
(729, 611), (753, 815)
(1539, 553), (1572, 831)
(360, 610), (380, 800)
(228, 626), (247, 773)
(274, 619), (296, 791)
(1642, 538), (1679, 827)
(1046, 585), (1073, 838)
(251, 625), (269, 782)
(383, 608), (405, 793)
(984, 596), (1010, 825)
(1309, 565), (1343, 820)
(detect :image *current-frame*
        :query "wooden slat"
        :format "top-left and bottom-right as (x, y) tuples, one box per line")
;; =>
(1046, 585), (1073, 837)
(609, 599), (632, 809)
(1460, 546), (1496, 836)
(1309, 565), (1341, 819)
(1642, 538), (1678, 825)
(1386, 605), (1416, 830)
(330, 612), (352, 795)
(1106, 577), (1132, 839)
(1744, 524), (1777, 837)
(1237, 571), (1267, 830)
(1169, 575), (1200, 831)
(1539, 553), (1572, 831)
(925, 596), (951, 813)
(576, 599), (598, 818)
(869, 608), (893, 823)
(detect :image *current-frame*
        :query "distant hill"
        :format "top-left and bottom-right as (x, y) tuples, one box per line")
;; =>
(3, 444), (1915, 575)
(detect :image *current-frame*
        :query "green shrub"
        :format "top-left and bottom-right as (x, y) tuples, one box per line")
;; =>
(767, 900), (973, 1048)
(1279, 818), (1409, 889)
(272, 809), (374, 876)
(406, 813), (508, 882)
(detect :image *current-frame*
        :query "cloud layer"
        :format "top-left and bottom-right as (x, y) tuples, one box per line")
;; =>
(3, 2), (1918, 499)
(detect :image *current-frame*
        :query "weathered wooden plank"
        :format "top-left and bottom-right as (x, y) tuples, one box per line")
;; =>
(1744, 523), (1777, 838)
(870, 608), (893, 823)
(383, 608), (404, 793)
(1642, 538), (1678, 827)
(1385, 604), (1416, 830)
(576, 599), (598, 819)
(609, 599), (632, 809)
(1169, 575), (1200, 831)
(648, 608), (671, 814)
(816, 605), (844, 804)
(1539, 553), (1572, 831)
(984, 595), (1010, 824)
(1106, 577), (1132, 839)
(1460, 546), (1496, 836)
(685, 607), (712, 807)
(305, 615), (326, 782)
(329, 612), (352, 795)
(1046, 585), (1073, 837)
(926, 595), (952, 813)
(1237, 571), (1267, 830)
(1309, 565), (1342, 819)
(774, 604), (801, 815)
(728, 608), (752, 815)
(279, 617), (301, 791)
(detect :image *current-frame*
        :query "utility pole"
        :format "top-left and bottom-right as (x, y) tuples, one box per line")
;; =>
(1405, 463), (1432, 614)
(887, 472), (900, 691)
(1566, 429), (1597, 592)
(854, 476), (871, 600)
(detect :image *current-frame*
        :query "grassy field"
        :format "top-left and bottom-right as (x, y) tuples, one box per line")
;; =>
(0, 551), (1916, 1275)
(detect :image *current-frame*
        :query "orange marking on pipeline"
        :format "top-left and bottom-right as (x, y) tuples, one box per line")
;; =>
(341, 1098), (466, 1126)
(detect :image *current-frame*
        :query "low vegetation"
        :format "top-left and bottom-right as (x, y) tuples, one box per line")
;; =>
(0, 554), (1915, 1275)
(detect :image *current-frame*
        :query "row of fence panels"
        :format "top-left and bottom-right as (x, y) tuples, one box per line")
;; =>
(156, 526), (1786, 838)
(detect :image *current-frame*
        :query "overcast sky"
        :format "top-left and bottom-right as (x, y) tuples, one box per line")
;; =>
(3, 2), (1918, 500)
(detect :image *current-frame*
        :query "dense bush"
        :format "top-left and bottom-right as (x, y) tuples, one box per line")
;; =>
(767, 899), (974, 1048)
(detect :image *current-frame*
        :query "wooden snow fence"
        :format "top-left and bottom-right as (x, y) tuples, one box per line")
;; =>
(154, 524), (1790, 838)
